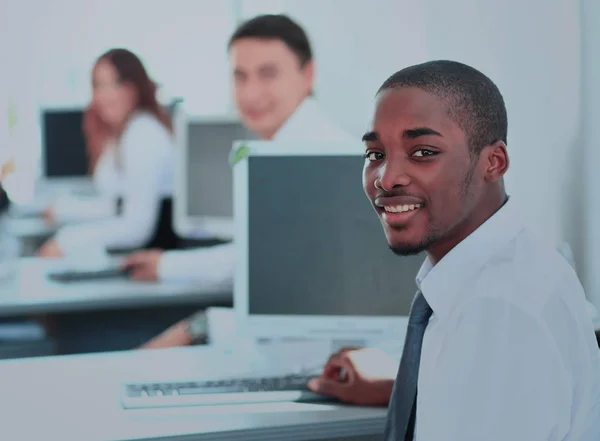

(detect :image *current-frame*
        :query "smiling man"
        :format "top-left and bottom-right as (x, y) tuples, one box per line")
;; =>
(123, 14), (352, 348)
(123, 14), (351, 286)
(310, 60), (600, 441)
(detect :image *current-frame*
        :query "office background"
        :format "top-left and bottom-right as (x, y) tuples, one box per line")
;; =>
(0, 0), (595, 306)
(0, 1), (597, 439)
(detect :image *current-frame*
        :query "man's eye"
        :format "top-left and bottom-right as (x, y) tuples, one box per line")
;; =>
(412, 149), (436, 158)
(364, 151), (384, 161)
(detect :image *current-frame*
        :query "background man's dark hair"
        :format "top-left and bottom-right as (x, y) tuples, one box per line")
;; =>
(379, 60), (508, 155)
(228, 14), (313, 67)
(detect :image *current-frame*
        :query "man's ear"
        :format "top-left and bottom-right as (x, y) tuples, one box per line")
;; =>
(482, 141), (509, 182)
(302, 60), (315, 95)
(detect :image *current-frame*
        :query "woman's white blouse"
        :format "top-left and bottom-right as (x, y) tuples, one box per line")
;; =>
(54, 112), (174, 254)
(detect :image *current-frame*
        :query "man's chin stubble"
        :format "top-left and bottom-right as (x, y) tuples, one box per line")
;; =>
(389, 244), (428, 256)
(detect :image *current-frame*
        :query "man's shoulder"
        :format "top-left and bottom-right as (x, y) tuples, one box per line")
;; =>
(473, 229), (583, 315)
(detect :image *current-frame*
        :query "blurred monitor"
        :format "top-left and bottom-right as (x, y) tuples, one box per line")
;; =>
(173, 105), (255, 239)
(41, 108), (88, 179)
(233, 142), (425, 344)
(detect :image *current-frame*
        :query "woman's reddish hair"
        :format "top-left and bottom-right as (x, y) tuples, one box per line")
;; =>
(84, 48), (172, 171)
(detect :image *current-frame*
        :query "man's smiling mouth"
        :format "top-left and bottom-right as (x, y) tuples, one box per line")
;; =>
(382, 204), (422, 213)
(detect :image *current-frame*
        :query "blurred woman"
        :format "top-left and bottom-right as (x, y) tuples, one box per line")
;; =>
(37, 48), (175, 257)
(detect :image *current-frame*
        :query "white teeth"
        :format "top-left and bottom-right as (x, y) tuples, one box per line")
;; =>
(384, 204), (422, 213)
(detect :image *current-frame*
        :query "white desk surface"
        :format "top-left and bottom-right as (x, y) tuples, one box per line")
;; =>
(0, 258), (231, 316)
(6, 216), (57, 239)
(32, 176), (96, 200)
(0, 344), (386, 441)
(6, 176), (95, 239)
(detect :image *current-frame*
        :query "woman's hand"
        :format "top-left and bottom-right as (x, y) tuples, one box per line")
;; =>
(36, 239), (63, 258)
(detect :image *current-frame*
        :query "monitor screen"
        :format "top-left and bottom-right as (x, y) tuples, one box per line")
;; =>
(247, 155), (424, 318)
(42, 109), (88, 177)
(186, 122), (255, 218)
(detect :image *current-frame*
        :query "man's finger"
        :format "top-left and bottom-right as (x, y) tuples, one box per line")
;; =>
(337, 346), (362, 355)
(323, 353), (346, 378)
(307, 377), (349, 400)
(325, 353), (357, 384)
(130, 266), (151, 281)
(122, 253), (146, 268)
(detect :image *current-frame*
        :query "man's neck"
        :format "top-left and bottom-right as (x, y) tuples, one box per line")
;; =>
(258, 95), (310, 140)
(427, 190), (508, 265)
(259, 129), (277, 141)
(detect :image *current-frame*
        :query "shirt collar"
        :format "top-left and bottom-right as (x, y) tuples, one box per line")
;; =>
(416, 197), (524, 318)
(273, 97), (319, 141)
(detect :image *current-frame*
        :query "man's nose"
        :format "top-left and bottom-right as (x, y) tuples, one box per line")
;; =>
(375, 161), (411, 191)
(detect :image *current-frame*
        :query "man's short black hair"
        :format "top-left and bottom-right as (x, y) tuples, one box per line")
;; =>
(378, 60), (507, 155)
(228, 14), (312, 67)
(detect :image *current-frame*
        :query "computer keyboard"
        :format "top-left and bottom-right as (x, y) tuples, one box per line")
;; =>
(121, 374), (336, 409)
(48, 267), (128, 283)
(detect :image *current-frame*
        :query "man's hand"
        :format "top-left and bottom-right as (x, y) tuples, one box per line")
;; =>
(307, 347), (397, 406)
(36, 239), (63, 258)
(0, 158), (15, 181)
(42, 206), (56, 225)
(139, 318), (193, 349)
(121, 249), (163, 281)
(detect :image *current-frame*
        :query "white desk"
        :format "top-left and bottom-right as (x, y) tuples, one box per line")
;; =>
(0, 345), (387, 441)
(6, 216), (56, 240)
(0, 258), (231, 317)
(8, 176), (95, 219)
(6, 177), (96, 253)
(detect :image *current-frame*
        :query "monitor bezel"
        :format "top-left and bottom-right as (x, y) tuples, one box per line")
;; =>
(173, 105), (242, 240)
(233, 141), (412, 343)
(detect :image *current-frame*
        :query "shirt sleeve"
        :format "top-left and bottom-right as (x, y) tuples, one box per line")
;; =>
(416, 297), (572, 441)
(157, 243), (235, 292)
(52, 195), (114, 224)
(54, 116), (171, 254)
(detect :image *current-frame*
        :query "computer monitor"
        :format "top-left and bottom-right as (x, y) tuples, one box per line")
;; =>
(173, 105), (255, 239)
(233, 142), (425, 345)
(41, 107), (88, 178)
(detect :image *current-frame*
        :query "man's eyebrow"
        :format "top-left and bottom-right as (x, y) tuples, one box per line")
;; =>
(403, 127), (443, 139)
(362, 127), (442, 142)
(258, 63), (277, 72)
(362, 131), (377, 142)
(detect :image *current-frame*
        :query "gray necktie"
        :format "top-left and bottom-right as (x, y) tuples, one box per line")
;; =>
(384, 291), (433, 441)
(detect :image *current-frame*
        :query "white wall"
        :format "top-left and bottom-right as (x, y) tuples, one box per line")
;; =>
(424, 0), (581, 256)
(582, 0), (600, 307)
(2, 0), (236, 113)
(0, 2), (47, 199)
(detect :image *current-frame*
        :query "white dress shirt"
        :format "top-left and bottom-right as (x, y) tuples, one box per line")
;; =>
(54, 112), (174, 255)
(157, 97), (353, 284)
(413, 198), (600, 441)
(273, 96), (353, 142)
